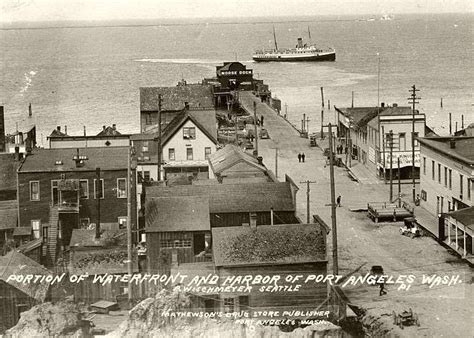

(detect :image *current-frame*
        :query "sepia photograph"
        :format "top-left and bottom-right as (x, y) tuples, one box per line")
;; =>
(0, 0), (472, 336)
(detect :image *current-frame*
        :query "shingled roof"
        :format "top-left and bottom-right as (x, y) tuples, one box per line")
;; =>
(212, 223), (327, 267)
(208, 144), (265, 175)
(0, 251), (51, 301)
(140, 84), (214, 112)
(146, 182), (295, 213)
(145, 196), (210, 232)
(19, 147), (128, 172)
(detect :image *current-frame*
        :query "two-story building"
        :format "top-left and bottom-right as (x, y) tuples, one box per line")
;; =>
(418, 136), (474, 217)
(17, 147), (137, 265)
(336, 103), (425, 179)
(132, 108), (218, 183)
(48, 125), (130, 149)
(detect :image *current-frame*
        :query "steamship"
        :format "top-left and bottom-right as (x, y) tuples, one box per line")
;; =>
(253, 27), (336, 62)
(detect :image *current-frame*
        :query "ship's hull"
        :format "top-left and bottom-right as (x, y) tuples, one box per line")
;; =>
(253, 51), (336, 62)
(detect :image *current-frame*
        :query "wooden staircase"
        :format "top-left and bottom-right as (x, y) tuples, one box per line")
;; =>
(47, 206), (59, 265)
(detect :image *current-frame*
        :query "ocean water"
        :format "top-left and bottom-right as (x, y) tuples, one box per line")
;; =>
(0, 13), (472, 145)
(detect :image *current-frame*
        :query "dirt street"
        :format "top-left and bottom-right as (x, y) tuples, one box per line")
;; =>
(239, 92), (473, 337)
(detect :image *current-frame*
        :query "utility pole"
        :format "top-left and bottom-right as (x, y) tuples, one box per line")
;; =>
(285, 103), (288, 119)
(408, 85), (420, 202)
(300, 180), (317, 223)
(305, 117), (310, 135)
(275, 148), (278, 178)
(303, 113), (306, 132)
(157, 94), (162, 181)
(398, 157), (401, 207)
(127, 144), (133, 302)
(377, 53), (381, 111)
(328, 123), (338, 275)
(320, 110), (324, 139)
(388, 130), (394, 202)
(95, 167), (101, 239)
(351, 91), (354, 108)
(449, 113), (452, 135)
(253, 101), (259, 155)
(382, 126), (386, 183)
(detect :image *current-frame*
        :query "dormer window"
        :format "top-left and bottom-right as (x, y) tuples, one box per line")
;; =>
(183, 127), (196, 140)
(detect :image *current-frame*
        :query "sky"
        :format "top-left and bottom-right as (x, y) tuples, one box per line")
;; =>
(1, 0), (472, 22)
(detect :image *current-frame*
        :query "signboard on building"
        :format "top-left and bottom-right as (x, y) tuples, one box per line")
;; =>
(383, 152), (420, 167)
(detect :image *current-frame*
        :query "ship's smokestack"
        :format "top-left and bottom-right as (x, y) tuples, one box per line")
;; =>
(297, 38), (303, 48)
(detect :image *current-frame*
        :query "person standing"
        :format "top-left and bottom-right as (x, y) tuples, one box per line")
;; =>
(301, 153), (306, 162)
(298, 153), (302, 163)
(337, 195), (341, 207)
(379, 282), (387, 296)
(261, 115), (264, 127)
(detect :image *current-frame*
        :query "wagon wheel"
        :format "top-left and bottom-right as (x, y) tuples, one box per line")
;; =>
(392, 311), (397, 325)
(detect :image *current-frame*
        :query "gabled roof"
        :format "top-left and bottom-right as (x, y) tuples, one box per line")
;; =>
(96, 126), (122, 136)
(446, 206), (474, 230)
(454, 123), (474, 137)
(160, 109), (218, 146)
(0, 200), (18, 230)
(18, 147), (128, 172)
(212, 223), (327, 267)
(140, 84), (214, 112)
(336, 106), (420, 130)
(0, 153), (19, 191)
(16, 238), (43, 253)
(49, 129), (67, 137)
(417, 136), (474, 165)
(0, 251), (50, 301)
(209, 144), (265, 175)
(145, 196), (210, 232)
(146, 182), (295, 213)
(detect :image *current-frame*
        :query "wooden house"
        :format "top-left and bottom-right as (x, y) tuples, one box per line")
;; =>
(132, 108), (219, 183)
(68, 229), (140, 305)
(0, 251), (51, 332)
(17, 147), (137, 266)
(145, 180), (299, 228)
(172, 221), (329, 317)
(208, 144), (277, 183)
(47, 125), (130, 149)
(145, 196), (212, 273)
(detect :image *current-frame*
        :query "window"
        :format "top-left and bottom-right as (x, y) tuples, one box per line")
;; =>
(399, 133), (406, 151)
(239, 296), (249, 311)
(420, 190), (427, 201)
(145, 113), (153, 125)
(51, 180), (59, 205)
(423, 157), (426, 175)
(79, 179), (89, 199)
(42, 226), (48, 239)
(118, 217), (127, 229)
(186, 148), (193, 160)
(160, 239), (192, 248)
(169, 148), (175, 161)
(79, 218), (90, 228)
(449, 169), (452, 190)
(31, 220), (40, 238)
(444, 167), (447, 187)
(460, 174), (463, 199)
(142, 141), (149, 153)
(183, 127), (196, 140)
(117, 178), (127, 198)
(223, 298), (234, 313)
(431, 161), (435, 180)
(204, 147), (212, 160)
(94, 179), (104, 199)
(144, 171), (150, 182)
(413, 132), (419, 147)
(468, 179), (471, 200)
(30, 181), (40, 201)
(438, 164), (441, 184)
